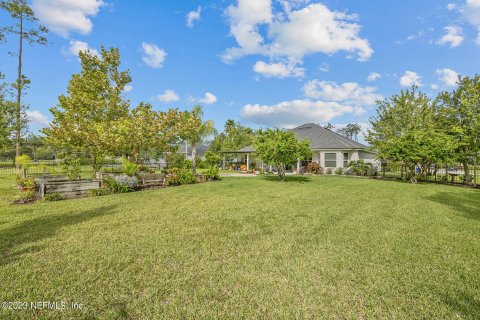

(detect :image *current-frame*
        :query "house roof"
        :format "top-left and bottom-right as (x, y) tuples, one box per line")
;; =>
(291, 123), (368, 150)
(177, 143), (209, 156)
(232, 123), (369, 153)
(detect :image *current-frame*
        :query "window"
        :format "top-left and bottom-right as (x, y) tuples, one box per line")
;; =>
(325, 153), (337, 168)
(343, 153), (349, 167)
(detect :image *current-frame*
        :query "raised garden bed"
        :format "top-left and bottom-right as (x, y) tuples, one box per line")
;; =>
(39, 179), (101, 199)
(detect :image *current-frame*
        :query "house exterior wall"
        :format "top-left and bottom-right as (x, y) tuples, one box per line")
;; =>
(315, 149), (376, 169)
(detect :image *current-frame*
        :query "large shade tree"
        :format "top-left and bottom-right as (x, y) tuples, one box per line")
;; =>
(367, 86), (457, 183)
(1, 0), (48, 159)
(436, 75), (480, 184)
(43, 47), (131, 173)
(254, 128), (311, 181)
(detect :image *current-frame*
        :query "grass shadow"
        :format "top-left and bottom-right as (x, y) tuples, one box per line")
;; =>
(262, 175), (312, 183)
(426, 191), (480, 221)
(0, 204), (118, 266)
(442, 290), (480, 319)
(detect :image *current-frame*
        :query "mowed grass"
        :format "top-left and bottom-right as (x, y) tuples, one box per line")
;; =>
(0, 175), (479, 319)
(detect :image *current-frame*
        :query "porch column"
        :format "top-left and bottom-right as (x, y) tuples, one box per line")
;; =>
(222, 154), (226, 170)
(246, 153), (250, 171)
(297, 158), (301, 174)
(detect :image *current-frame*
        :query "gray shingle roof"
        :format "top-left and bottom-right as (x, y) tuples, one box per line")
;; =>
(234, 123), (369, 153)
(291, 123), (368, 149)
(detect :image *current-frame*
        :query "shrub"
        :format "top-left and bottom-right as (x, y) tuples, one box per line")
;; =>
(122, 158), (139, 177)
(205, 150), (222, 167)
(104, 175), (139, 193)
(44, 193), (65, 202)
(61, 156), (81, 180)
(165, 174), (180, 186)
(347, 160), (371, 176)
(335, 167), (344, 175)
(14, 190), (37, 204)
(205, 166), (220, 180)
(15, 154), (32, 169)
(166, 153), (185, 169)
(305, 162), (324, 175)
(17, 178), (36, 190)
(138, 165), (155, 174)
(179, 169), (197, 184)
(88, 188), (110, 197)
(182, 159), (193, 170)
(115, 174), (140, 190)
(326, 168), (333, 175)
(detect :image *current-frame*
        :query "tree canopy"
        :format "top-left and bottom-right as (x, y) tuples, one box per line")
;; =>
(254, 128), (311, 181)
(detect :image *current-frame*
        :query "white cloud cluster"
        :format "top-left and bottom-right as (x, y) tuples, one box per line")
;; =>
(26, 111), (49, 127)
(400, 71), (422, 87)
(186, 6), (201, 28)
(436, 68), (459, 86)
(124, 85), (133, 92)
(253, 61), (304, 78)
(223, 0), (372, 77)
(32, 0), (104, 37)
(195, 92), (218, 105)
(65, 40), (99, 58)
(303, 80), (382, 106)
(157, 90), (180, 102)
(367, 72), (381, 82)
(142, 43), (167, 68)
(437, 25), (464, 47)
(463, 0), (480, 44)
(241, 99), (362, 128)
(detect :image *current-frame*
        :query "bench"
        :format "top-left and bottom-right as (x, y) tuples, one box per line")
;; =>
(142, 173), (165, 188)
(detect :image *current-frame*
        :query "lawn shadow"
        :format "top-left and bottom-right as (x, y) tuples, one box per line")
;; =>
(442, 290), (480, 319)
(262, 175), (312, 183)
(426, 190), (480, 221)
(0, 204), (118, 266)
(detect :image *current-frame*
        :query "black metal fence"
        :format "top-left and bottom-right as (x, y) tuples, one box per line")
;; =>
(376, 162), (479, 188)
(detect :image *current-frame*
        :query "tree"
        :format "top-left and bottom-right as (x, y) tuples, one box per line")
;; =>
(437, 75), (480, 184)
(254, 128), (311, 181)
(0, 74), (15, 152)
(338, 123), (362, 141)
(183, 106), (216, 173)
(1, 0), (48, 159)
(324, 123), (335, 130)
(367, 86), (456, 183)
(43, 47), (131, 173)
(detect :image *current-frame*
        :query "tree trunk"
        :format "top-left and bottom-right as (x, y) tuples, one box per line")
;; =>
(463, 160), (471, 185)
(191, 142), (197, 173)
(278, 163), (286, 181)
(92, 154), (97, 178)
(15, 13), (24, 165)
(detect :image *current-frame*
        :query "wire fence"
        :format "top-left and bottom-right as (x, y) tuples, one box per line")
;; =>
(376, 162), (479, 188)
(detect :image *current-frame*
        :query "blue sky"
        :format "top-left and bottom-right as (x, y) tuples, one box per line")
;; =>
(1, 0), (480, 139)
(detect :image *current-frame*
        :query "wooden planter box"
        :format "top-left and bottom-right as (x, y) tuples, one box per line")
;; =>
(95, 172), (120, 180)
(39, 179), (101, 199)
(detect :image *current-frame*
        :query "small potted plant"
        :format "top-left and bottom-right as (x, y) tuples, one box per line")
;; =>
(18, 178), (36, 192)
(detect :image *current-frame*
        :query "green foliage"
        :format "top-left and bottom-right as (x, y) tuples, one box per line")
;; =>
(88, 188), (110, 197)
(254, 128), (312, 181)
(15, 154), (31, 168)
(335, 167), (344, 175)
(43, 193), (65, 202)
(337, 123), (362, 141)
(326, 168), (333, 175)
(103, 176), (137, 193)
(13, 189), (36, 203)
(204, 150), (222, 167)
(178, 169), (197, 184)
(165, 172), (180, 186)
(209, 120), (255, 155)
(166, 153), (185, 169)
(42, 47), (131, 172)
(346, 160), (377, 177)
(122, 158), (139, 177)
(367, 86), (457, 182)
(182, 159), (193, 170)
(61, 156), (81, 180)
(205, 166), (220, 180)
(17, 177), (35, 189)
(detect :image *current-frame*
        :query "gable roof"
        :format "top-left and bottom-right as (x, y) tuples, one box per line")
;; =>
(291, 123), (368, 150)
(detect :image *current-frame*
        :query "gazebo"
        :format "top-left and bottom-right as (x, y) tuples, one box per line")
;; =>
(219, 146), (257, 171)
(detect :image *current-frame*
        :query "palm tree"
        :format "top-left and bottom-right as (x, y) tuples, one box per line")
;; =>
(188, 106), (217, 173)
(347, 123), (362, 142)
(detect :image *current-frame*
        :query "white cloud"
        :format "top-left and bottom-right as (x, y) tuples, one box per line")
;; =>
(367, 72), (381, 82)
(476, 28), (480, 45)
(223, 1), (373, 64)
(195, 92), (218, 104)
(124, 85), (133, 92)
(241, 99), (362, 128)
(437, 25), (464, 47)
(186, 6), (201, 28)
(253, 61), (304, 78)
(64, 40), (99, 58)
(26, 111), (49, 127)
(463, 0), (480, 26)
(447, 3), (457, 10)
(303, 80), (382, 106)
(157, 90), (179, 102)
(400, 71), (422, 87)
(431, 84), (439, 90)
(436, 68), (459, 86)
(142, 43), (167, 68)
(32, 0), (104, 37)
(319, 63), (330, 72)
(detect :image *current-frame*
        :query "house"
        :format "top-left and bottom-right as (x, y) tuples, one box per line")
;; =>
(224, 123), (377, 171)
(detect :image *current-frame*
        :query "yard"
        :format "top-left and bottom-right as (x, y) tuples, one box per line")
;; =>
(0, 175), (479, 319)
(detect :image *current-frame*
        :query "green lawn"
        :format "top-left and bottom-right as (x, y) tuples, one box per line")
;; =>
(0, 175), (479, 319)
